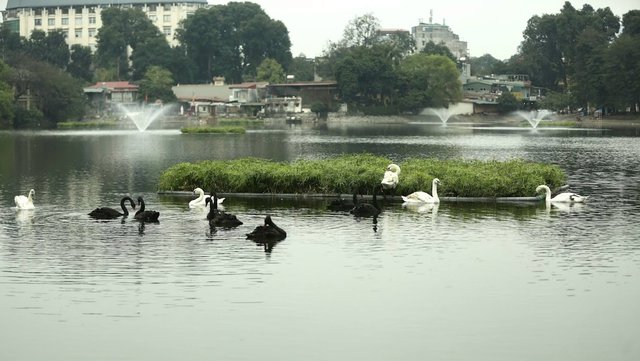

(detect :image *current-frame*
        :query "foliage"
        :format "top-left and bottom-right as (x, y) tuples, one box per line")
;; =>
(180, 126), (246, 134)
(256, 58), (285, 83)
(177, 3), (292, 83)
(13, 107), (43, 129)
(24, 29), (70, 69)
(57, 120), (118, 129)
(396, 54), (462, 112)
(67, 45), (93, 82)
(420, 41), (456, 62)
(470, 54), (506, 76)
(287, 55), (315, 81)
(158, 154), (566, 197)
(496, 91), (520, 114)
(537, 91), (578, 112)
(0, 60), (13, 128)
(138, 66), (177, 104)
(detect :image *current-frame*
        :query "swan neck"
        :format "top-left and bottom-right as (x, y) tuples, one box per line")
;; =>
(432, 181), (439, 200)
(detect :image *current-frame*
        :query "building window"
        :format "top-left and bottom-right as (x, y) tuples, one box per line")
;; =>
(48, 18), (55, 26)
(62, 8), (69, 15)
(76, 17), (82, 25)
(34, 9), (43, 16)
(88, 7), (96, 14)
(148, 4), (157, 12)
(75, 28), (82, 38)
(89, 17), (96, 24)
(163, 15), (171, 22)
(163, 26), (171, 36)
(163, 4), (172, 11)
(34, 18), (42, 26)
(88, 28), (96, 37)
(148, 15), (157, 22)
(62, 18), (69, 25)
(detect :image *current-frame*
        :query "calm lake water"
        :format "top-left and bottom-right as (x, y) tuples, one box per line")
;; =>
(1, 117), (639, 361)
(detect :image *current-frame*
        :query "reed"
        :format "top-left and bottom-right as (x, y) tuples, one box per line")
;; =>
(57, 120), (118, 129)
(158, 154), (566, 197)
(180, 126), (246, 134)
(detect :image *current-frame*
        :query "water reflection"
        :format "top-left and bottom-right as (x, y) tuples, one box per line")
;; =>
(1, 121), (640, 361)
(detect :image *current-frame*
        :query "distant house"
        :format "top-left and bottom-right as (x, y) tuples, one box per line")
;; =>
(84, 81), (139, 116)
(172, 80), (233, 117)
(266, 81), (338, 111)
(463, 74), (543, 113)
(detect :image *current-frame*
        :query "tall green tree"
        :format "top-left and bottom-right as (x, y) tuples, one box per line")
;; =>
(177, 2), (292, 83)
(396, 54), (462, 112)
(420, 40), (456, 62)
(470, 54), (506, 76)
(256, 58), (285, 83)
(287, 55), (315, 81)
(604, 10), (640, 112)
(0, 60), (14, 128)
(138, 66), (176, 104)
(67, 45), (93, 82)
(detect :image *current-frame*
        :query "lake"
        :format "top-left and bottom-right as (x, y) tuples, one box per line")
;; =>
(1, 117), (639, 361)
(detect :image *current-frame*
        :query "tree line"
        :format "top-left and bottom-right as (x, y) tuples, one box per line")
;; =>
(0, 1), (638, 129)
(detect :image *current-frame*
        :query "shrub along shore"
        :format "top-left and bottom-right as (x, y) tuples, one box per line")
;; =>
(158, 154), (566, 198)
(180, 126), (246, 134)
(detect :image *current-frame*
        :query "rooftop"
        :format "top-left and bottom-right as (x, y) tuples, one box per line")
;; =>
(6, 0), (207, 10)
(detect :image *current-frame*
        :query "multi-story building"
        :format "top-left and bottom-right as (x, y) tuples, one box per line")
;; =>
(2, 0), (208, 50)
(411, 11), (468, 59)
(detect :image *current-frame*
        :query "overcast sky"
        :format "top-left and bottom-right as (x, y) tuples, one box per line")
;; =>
(1, 1), (637, 60)
(249, 0), (638, 60)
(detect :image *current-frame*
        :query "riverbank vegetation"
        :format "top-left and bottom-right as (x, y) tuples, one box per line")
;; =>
(57, 120), (119, 129)
(158, 154), (566, 197)
(180, 126), (246, 134)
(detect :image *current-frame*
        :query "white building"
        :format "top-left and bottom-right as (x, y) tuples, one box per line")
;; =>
(2, 0), (208, 50)
(411, 11), (468, 59)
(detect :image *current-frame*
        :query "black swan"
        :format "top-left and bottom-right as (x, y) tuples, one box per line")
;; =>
(327, 193), (356, 212)
(134, 196), (160, 222)
(89, 196), (136, 219)
(350, 188), (381, 217)
(205, 192), (242, 228)
(246, 215), (287, 242)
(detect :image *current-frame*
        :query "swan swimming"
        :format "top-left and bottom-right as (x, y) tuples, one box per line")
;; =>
(380, 164), (401, 190)
(134, 196), (160, 222)
(246, 215), (287, 242)
(402, 178), (441, 204)
(205, 192), (242, 228)
(536, 185), (589, 203)
(189, 187), (224, 208)
(350, 189), (381, 217)
(14, 189), (35, 210)
(89, 196), (136, 219)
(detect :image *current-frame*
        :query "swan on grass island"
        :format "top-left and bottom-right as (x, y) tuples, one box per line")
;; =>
(134, 196), (160, 222)
(402, 178), (441, 204)
(189, 187), (224, 208)
(89, 196), (136, 219)
(536, 185), (589, 203)
(380, 164), (401, 190)
(14, 189), (35, 210)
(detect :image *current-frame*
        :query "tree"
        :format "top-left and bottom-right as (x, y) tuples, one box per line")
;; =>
(396, 54), (462, 112)
(178, 2), (292, 83)
(496, 91), (519, 114)
(604, 12), (640, 112)
(138, 66), (176, 104)
(256, 58), (285, 83)
(67, 45), (93, 82)
(335, 45), (397, 110)
(470, 54), (505, 76)
(0, 60), (14, 128)
(338, 13), (380, 48)
(287, 55), (315, 81)
(23, 29), (70, 69)
(420, 41), (456, 62)
(0, 23), (23, 62)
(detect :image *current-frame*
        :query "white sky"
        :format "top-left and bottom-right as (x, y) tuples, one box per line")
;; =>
(241, 0), (638, 60)
(1, 1), (636, 60)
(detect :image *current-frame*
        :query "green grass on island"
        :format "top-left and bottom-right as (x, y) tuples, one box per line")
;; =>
(180, 126), (246, 134)
(57, 120), (119, 129)
(158, 154), (566, 198)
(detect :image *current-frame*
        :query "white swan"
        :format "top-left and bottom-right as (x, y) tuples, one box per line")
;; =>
(536, 185), (588, 203)
(189, 187), (224, 208)
(14, 189), (35, 210)
(381, 164), (401, 190)
(402, 178), (440, 204)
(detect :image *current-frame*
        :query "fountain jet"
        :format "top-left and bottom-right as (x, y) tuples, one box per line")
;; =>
(516, 109), (553, 128)
(116, 103), (172, 132)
